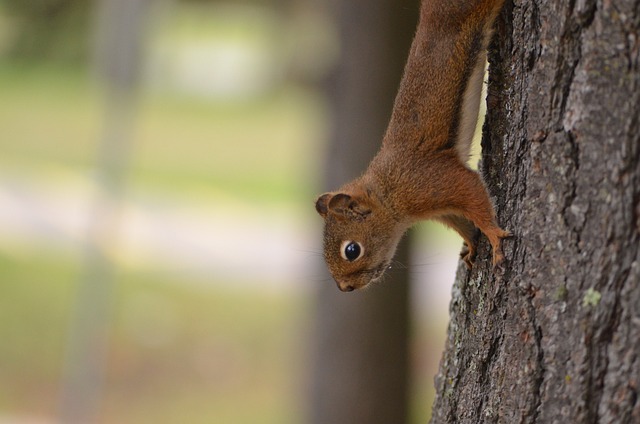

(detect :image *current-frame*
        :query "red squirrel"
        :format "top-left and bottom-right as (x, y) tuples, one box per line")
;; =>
(315, 0), (510, 292)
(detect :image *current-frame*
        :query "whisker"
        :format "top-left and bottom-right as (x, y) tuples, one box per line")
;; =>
(389, 259), (408, 269)
(382, 253), (461, 278)
(292, 247), (324, 255)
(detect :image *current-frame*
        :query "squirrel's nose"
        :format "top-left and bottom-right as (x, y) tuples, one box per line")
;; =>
(337, 282), (355, 292)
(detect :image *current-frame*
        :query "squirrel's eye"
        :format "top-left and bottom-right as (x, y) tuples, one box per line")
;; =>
(340, 241), (363, 262)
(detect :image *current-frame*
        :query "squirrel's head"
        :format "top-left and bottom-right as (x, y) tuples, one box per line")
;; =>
(315, 188), (406, 292)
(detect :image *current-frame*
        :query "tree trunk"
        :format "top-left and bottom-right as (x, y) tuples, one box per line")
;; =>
(431, 0), (640, 423)
(57, 1), (151, 422)
(308, 1), (418, 423)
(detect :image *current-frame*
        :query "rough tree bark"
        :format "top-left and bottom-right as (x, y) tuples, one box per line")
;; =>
(431, 0), (640, 423)
(308, 1), (419, 423)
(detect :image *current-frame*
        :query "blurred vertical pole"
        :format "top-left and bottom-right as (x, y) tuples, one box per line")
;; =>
(57, 0), (151, 422)
(309, 1), (419, 423)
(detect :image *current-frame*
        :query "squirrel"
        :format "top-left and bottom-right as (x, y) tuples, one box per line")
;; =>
(315, 0), (510, 292)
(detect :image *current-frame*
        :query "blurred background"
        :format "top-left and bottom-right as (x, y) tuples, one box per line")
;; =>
(0, 0), (483, 422)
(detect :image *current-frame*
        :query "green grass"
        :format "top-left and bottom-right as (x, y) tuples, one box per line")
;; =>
(0, 249), (307, 423)
(0, 62), (326, 205)
(0, 60), (316, 421)
(0, 63), (99, 166)
(0, 251), (80, 408)
(131, 87), (326, 204)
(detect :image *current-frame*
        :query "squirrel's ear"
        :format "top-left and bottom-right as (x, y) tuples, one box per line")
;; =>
(327, 193), (352, 213)
(329, 193), (371, 219)
(315, 193), (333, 217)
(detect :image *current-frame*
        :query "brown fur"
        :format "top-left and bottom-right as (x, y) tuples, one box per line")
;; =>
(316, 0), (509, 292)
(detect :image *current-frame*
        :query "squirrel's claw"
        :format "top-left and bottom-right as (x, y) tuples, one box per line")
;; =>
(491, 229), (512, 268)
(460, 242), (476, 269)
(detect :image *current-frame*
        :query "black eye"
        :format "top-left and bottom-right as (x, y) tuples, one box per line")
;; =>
(340, 241), (363, 262)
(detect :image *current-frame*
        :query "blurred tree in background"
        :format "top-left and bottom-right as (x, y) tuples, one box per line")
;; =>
(0, 0), (298, 62)
(0, 0), (90, 61)
(308, 0), (420, 423)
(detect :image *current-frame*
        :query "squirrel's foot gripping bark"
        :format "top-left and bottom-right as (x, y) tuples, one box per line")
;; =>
(459, 243), (476, 268)
(458, 227), (510, 269)
(486, 228), (512, 268)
